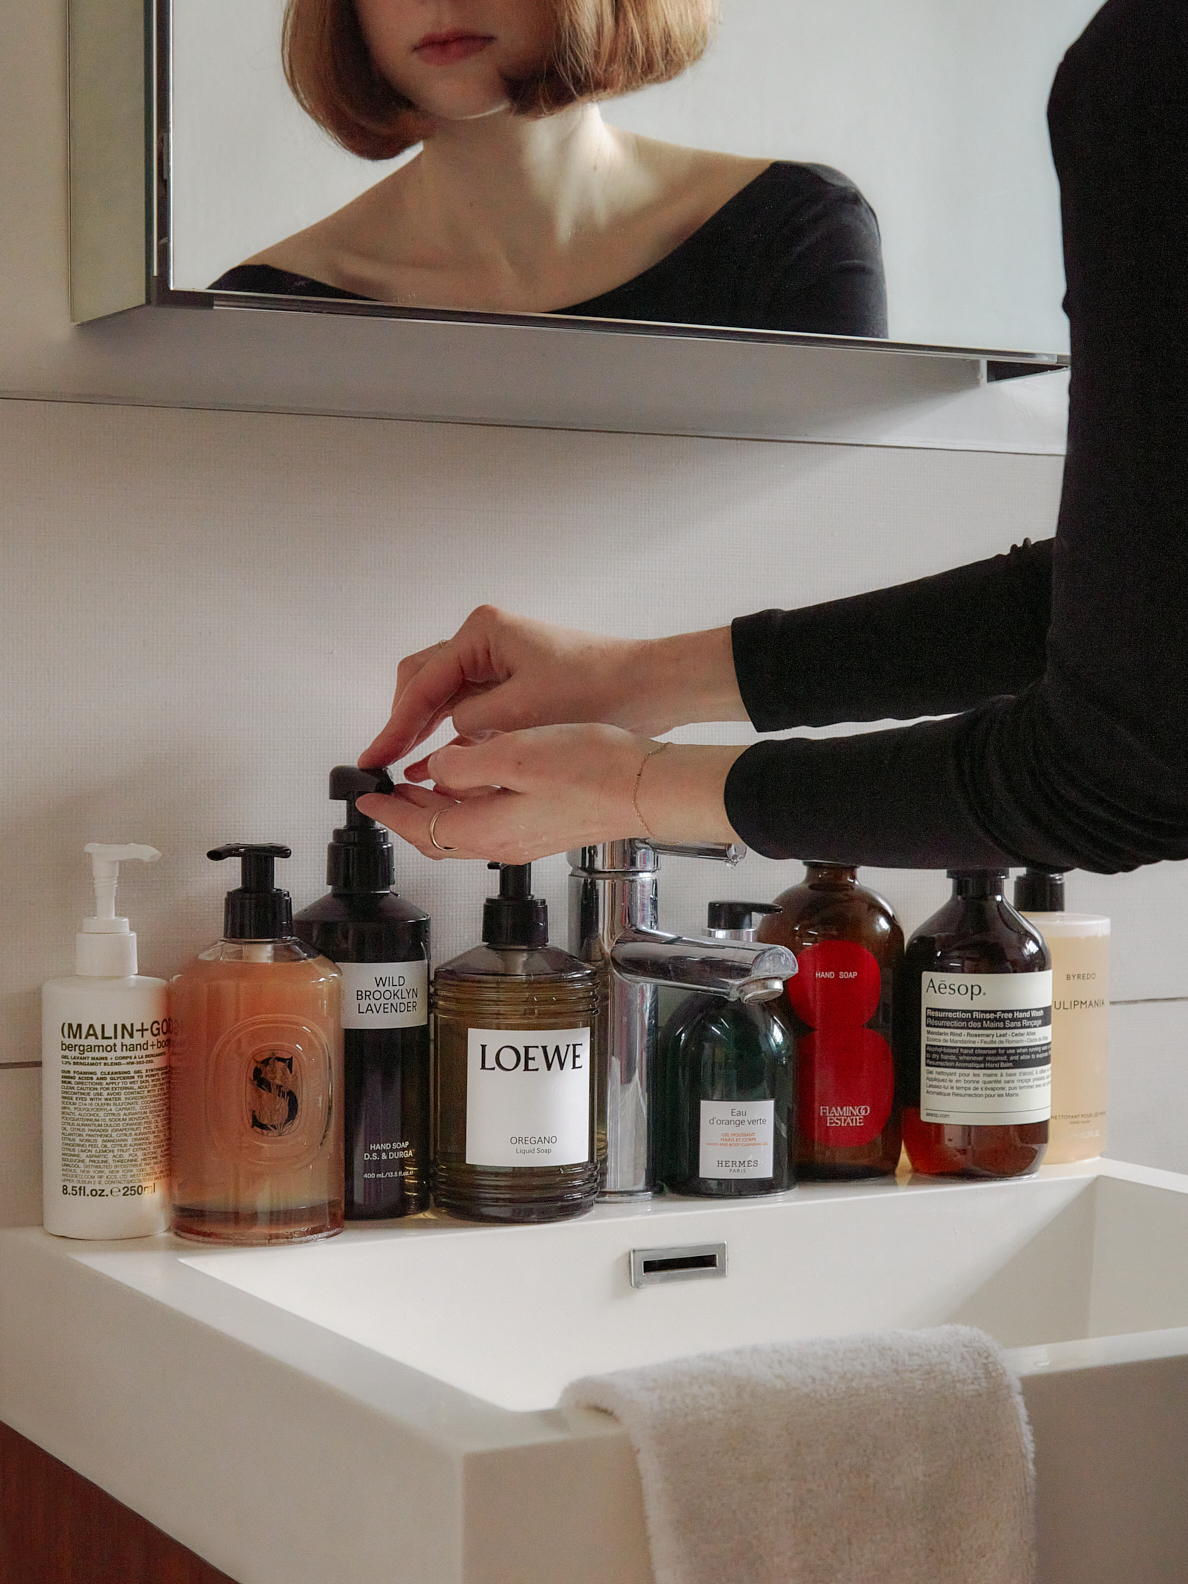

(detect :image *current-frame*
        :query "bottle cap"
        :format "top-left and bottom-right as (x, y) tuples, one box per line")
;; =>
(1013, 867), (1066, 912)
(75, 843), (161, 976)
(482, 863), (548, 949)
(706, 901), (782, 942)
(946, 868), (1009, 880)
(208, 844), (293, 939)
(325, 766), (396, 891)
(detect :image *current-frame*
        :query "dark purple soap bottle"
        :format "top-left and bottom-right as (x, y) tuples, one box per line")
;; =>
(294, 768), (430, 1219)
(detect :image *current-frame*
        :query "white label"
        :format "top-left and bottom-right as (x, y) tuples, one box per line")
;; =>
(921, 971), (1052, 1125)
(465, 1026), (591, 1168)
(340, 960), (427, 1028)
(699, 1099), (775, 1180)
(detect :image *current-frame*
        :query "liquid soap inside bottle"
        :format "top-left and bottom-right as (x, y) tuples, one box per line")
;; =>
(432, 864), (600, 1224)
(897, 868), (1051, 1179)
(171, 845), (344, 1244)
(758, 863), (903, 1179)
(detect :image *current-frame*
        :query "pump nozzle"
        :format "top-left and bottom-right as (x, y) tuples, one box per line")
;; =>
(76, 842), (161, 976)
(482, 863), (548, 948)
(208, 844), (294, 940)
(325, 767), (396, 891)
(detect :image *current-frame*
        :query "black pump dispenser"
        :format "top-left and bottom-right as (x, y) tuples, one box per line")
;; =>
(706, 901), (782, 937)
(1014, 867), (1066, 912)
(482, 863), (548, 948)
(325, 766), (396, 891)
(208, 844), (293, 939)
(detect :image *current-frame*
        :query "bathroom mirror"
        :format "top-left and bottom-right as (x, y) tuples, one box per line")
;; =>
(74, 0), (1097, 363)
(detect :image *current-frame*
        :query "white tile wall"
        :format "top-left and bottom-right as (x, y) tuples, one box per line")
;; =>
(1, 393), (1184, 1226)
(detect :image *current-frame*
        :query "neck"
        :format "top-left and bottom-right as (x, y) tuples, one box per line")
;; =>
(399, 105), (647, 274)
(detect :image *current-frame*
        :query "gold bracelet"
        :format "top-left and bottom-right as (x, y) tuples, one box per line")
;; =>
(632, 742), (671, 841)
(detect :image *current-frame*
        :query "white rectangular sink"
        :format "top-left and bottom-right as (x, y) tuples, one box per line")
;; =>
(3, 1159), (1188, 1584)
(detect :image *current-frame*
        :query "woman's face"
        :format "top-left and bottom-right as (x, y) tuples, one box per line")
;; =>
(353, 0), (556, 122)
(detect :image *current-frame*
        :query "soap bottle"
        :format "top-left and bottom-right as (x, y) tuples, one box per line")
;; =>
(758, 862), (903, 1179)
(171, 844), (344, 1244)
(1014, 867), (1110, 1164)
(294, 768), (430, 1219)
(896, 868), (1051, 1178)
(432, 863), (600, 1223)
(658, 902), (795, 1197)
(42, 844), (171, 1239)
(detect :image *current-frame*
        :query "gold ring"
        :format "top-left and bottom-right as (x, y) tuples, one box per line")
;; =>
(428, 809), (457, 852)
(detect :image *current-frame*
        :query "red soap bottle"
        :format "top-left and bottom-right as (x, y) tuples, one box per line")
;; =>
(758, 863), (903, 1179)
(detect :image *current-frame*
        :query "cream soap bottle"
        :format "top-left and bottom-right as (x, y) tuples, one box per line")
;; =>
(42, 844), (171, 1239)
(1014, 867), (1110, 1163)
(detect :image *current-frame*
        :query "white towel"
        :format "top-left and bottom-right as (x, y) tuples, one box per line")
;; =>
(561, 1325), (1035, 1584)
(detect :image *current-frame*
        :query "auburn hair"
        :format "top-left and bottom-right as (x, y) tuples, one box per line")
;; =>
(282, 0), (718, 160)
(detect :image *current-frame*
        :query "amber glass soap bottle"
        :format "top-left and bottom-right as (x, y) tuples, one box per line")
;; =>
(433, 864), (600, 1223)
(896, 869), (1051, 1178)
(758, 863), (903, 1179)
(171, 845), (344, 1243)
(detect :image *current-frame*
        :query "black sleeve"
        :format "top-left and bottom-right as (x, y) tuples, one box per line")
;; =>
(753, 165), (888, 339)
(731, 537), (1053, 730)
(725, 0), (1188, 875)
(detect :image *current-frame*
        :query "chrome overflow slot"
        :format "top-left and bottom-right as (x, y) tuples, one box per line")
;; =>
(628, 1242), (728, 1288)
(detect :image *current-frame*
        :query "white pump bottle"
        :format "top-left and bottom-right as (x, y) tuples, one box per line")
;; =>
(42, 844), (171, 1238)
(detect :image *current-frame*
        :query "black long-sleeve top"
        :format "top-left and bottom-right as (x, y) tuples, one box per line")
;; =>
(724, 0), (1188, 876)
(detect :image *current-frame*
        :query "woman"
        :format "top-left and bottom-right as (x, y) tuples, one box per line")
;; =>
(211, 0), (887, 337)
(356, 0), (1188, 878)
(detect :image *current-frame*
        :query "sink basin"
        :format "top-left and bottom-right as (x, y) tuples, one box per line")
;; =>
(2, 1159), (1187, 1584)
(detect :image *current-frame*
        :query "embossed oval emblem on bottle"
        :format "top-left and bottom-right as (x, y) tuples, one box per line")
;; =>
(207, 1015), (332, 1169)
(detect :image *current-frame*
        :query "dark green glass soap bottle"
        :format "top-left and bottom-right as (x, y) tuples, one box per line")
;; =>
(294, 768), (430, 1220)
(659, 903), (795, 1198)
(433, 864), (600, 1224)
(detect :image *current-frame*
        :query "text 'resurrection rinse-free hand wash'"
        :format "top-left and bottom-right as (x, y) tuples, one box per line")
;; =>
(758, 863), (904, 1179)
(42, 844), (170, 1238)
(295, 768), (430, 1219)
(659, 902), (796, 1197)
(432, 863), (600, 1223)
(896, 868), (1051, 1178)
(170, 845), (343, 1244)
(1014, 866), (1110, 1163)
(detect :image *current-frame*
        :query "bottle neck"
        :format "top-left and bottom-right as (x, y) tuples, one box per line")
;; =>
(804, 862), (858, 886)
(950, 871), (1007, 901)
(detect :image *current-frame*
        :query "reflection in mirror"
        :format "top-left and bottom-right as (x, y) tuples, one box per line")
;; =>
(171, 0), (1103, 353)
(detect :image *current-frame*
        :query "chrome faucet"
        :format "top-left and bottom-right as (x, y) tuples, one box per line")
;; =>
(567, 840), (797, 1200)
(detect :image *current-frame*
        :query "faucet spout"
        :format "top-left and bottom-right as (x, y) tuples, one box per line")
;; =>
(609, 927), (796, 1003)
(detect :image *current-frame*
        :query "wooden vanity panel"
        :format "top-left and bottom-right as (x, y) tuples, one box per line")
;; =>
(0, 1421), (235, 1584)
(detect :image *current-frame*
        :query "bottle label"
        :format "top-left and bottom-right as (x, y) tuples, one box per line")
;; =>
(920, 971), (1052, 1125)
(51, 1011), (172, 1197)
(787, 941), (893, 1146)
(699, 1100), (775, 1179)
(465, 1026), (591, 1168)
(340, 961), (428, 1029)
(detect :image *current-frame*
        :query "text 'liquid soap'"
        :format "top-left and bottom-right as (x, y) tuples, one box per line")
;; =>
(171, 844), (343, 1244)
(433, 863), (600, 1223)
(295, 768), (430, 1219)
(897, 868), (1051, 1178)
(759, 862), (903, 1179)
(42, 844), (170, 1238)
(1015, 867), (1110, 1163)
(659, 902), (795, 1197)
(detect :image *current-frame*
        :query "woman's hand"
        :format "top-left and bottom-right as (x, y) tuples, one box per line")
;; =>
(355, 725), (746, 863)
(357, 606), (746, 770)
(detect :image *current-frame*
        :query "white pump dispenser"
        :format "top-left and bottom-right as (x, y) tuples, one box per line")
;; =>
(75, 843), (160, 976)
(42, 844), (171, 1238)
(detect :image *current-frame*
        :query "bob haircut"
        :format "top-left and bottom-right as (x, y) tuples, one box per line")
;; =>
(283, 0), (718, 160)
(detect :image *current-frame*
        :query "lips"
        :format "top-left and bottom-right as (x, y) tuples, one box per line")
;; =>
(414, 31), (495, 66)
